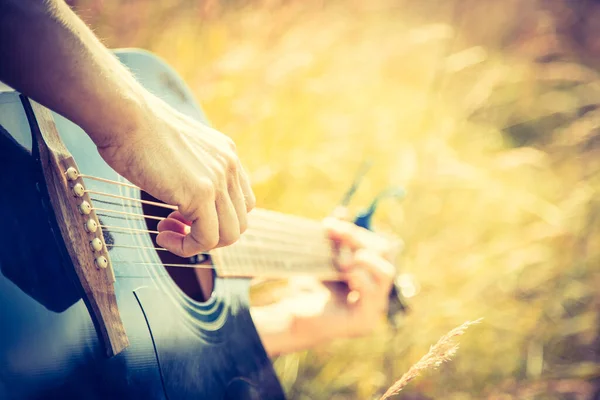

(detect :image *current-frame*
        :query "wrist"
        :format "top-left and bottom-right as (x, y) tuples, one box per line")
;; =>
(83, 83), (152, 150)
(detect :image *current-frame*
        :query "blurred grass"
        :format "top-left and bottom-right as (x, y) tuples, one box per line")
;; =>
(70, 0), (600, 398)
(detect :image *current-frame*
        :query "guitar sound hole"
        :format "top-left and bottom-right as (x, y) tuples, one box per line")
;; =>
(141, 191), (214, 302)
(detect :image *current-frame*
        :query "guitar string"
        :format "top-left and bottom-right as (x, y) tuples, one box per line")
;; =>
(91, 197), (142, 209)
(104, 241), (334, 258)
(110, 257), (335, 266)
(97, 217), (332, 249)
(111, 261), (341, 278)
(78, 173), (140, 189)
(85, 190), (178, 210)
(107, 244), (170, 252)
(100, 224), (159, 235)
(101, 227), (335, 258)
(93, 207), (166, 221)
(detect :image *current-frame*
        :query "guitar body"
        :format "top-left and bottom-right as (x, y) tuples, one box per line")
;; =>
(0, 49), (284, 400)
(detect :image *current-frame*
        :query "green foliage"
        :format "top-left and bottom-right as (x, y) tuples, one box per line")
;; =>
(72, 0), (600, 398)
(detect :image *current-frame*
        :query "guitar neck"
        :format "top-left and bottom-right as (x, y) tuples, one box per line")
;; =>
(211, 209), (340, 281)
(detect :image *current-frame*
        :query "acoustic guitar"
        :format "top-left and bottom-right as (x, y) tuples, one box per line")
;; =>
(0, 49), (403, 399)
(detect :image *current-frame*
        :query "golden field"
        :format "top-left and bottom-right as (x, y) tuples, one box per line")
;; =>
(69, 0), (600, 398)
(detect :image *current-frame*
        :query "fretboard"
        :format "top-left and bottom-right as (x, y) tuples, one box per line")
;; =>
(211, 209), (340, 280)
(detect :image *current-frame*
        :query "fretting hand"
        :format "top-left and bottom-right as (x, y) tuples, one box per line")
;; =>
(320, 217), (399, 337)
(252, 215), (401, 356)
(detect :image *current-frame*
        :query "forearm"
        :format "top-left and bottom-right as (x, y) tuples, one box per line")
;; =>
(0, 0), (147, 144)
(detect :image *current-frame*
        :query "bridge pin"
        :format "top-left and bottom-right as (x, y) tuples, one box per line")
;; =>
(90, 237), (103, 252)
(95, 256), (108, 269)
(66, 167), (79, 181)
(72, 183), (85, 197)
(84, 219), (98, 233)
(78, 201), (92, 215)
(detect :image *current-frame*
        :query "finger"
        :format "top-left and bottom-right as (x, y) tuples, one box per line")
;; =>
(157, 200), (219, 257)
(352, 249), (395, 287)
(215, 190), (240, 247)
(156, 230), (186, 253)
(185, 201), (220, 254)
(323, 217), (372, 250)
(323, 218), (371, 271)
(323, 218), (356, 267)
(157, 217), (189, 235)
(324, 217), (393, 257)
(228, 173), (248, 234)
(334, 245), (354, 272)
(343, 269), (378, 295)
(165, 211), (192, 226)
(238, 163), (256, 212)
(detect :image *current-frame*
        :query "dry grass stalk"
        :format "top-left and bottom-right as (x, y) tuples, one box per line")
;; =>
(380, 319), (482, 400)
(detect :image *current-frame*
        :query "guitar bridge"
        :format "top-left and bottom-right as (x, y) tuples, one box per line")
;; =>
(23, 96), (129, 357)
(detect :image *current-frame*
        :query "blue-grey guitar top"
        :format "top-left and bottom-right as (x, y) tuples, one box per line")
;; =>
(0, 49), (285, 400)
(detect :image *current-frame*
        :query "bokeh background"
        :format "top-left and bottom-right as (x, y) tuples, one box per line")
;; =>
(67, 0), (600, 398)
